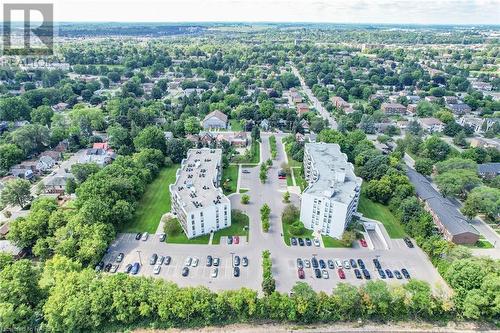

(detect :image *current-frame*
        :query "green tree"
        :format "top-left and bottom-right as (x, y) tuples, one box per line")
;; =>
(30, 105), (54, 126)
(415, 158), (434, 176)
(241, 194), (250, 204)
(0, 179), (31, 208)
(0, 144), (24, 173)
(163, 217), (182, 236)
(133, 126), (166, 153)
(184, 116), (201, 134)
(283, 191), (290, 203)
(435, 169), (481, 198)
(0, 96), (31, 121)
(462, 186), (500, 220)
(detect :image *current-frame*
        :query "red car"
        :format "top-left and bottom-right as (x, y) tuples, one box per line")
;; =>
(359, 239), (367, 247)
(234, 236), (239, 244)
(278, 170), (286, 179)
(337, 268), (346, 279)
(298, 268), (305, 279)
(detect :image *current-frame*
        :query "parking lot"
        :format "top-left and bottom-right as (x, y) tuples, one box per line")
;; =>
(101, 233), (261, 291)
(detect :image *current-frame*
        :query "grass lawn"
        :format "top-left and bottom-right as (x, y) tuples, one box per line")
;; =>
(357, 191), (406, 238)
(222, 165), (239, 195)
(286, 173), (294, 186)
(465, 239), (494, 249)
(230, 119), (243, 132)
(292, 168), (307, 191)
(322, 235), (350, 248)
(121, 165), (179, 234)
(167, 232), (210, 244)
(212, 210), (249, 245)
(284, 143), (302, 168)
(239, 188), (249, 193)
(282, 220), (314, 246)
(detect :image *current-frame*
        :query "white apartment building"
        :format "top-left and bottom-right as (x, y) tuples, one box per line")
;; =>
(300, 143), (362, 239)
(170, 148), (231, 238)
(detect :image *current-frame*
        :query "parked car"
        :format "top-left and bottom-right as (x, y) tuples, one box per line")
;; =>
(192, 258), (199, 267)
(159, 233), (166, 242)
(378, 269), (386, 279)
(357, 259), (365, 269)
(362, 269), (371, 280)
(278, 169), (286, 179)
(298, 268), (305, 279)
(242, 169), (250, 174)
(206, 255), (213, 266)
(116, 253), (124, 263)
(327, 260), (334, 269)
(141, 232), (149, 241)
(401, 268), (411, 279)
(319, 259), (326, 269)
(131, 262), (140, 275)
(153, 265), (161, 275)
(359, 239), (367, 247)
(298, 238), (305, 246)
(313, 238), (321, 247)
(242, 256), (248, 267)
(394, 270), (402, 279)
(385, 269), (393, 278)
(304, 259), (311, 268)
(164, 256), (171, 265)
(157, 256), (165, 265)
(322, 269), (329, 279)
(234, 255), (240, 267)
(373, 258), (381, 269)
(404, 237), (414, 248)
(149, 254), (158, 265)
(185, 257), (192, 266)
(311, 257), (319, 268)
(354, 268), (362, 279)
(343, 259), (350, 269)
(211, 267), (218, 278)
(314, 268), (321, 278)
(227, 236), (233, 244)
(290, 237), (297, 246)
(135, 233), (142, 240)
(213, 257), (220, 266)
(95, 261), (104, 272)
(337, 268), (346, 279)
(335, 259), (343, 268)
(110, 264), (119, 273)
(104, 263), (112, 272)
(305, 238), (312, 246)
(350, 259), (357, 268)
(297, 258), (304, 269)
(182, 267), (189, 277)
(124, 264), (132, 274)
(233, 267), (240, 277)
(234, 236), (240, 244)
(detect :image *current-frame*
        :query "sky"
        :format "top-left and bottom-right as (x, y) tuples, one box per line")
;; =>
(4, 0), (500, 24)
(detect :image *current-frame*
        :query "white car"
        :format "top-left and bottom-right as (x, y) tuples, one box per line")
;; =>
(184, 257), (192, 266)
(343, 260), (351, 269)
(313, 238), (321, 247)
(141, 232), (149, 241)
(192, 258), (199, 267)
(211, 267), (218, 278)
(153, 264), (161, 275)
(335, 259), (343, 268)
(304, 259), (311, 268)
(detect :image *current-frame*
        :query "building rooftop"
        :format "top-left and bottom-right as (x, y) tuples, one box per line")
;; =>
(406, 168), (479, 237)
(477, 163), (500, 175)
(303, 143), (362, 204)
(171, 148), (228, 212)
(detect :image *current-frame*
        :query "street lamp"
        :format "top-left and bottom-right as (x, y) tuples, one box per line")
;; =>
(136, 250), (142, 266)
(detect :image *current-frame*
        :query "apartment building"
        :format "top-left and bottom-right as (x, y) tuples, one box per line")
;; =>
(300, 143), (362, 239)
(170, 148), (231, 238)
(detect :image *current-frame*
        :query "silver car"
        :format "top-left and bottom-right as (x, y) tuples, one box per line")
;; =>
(211, 267), (218, 278)
(141, 232), (149, 241)
(153, 264), (161, 275)
(343, 259), (351, 269)
(185, 257), (192, 266)
(192, 258), (199, 267)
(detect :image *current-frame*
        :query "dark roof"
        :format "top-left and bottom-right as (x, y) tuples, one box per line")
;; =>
(477, 163), (500, 175)
(406, 168), (479, 237)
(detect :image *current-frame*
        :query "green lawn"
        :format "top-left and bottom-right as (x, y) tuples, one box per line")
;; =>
(230, 119), (243, 132)
(167, 232), (210, 244)
(357, 192), (406, 238)
(121, 165), (179, 233)
(284, 143), (302, 168)
(465, 239), (494, 249)
(232, 141), (260, 164)
(212, 210), (249, 245)
(222, 165), (239, 195)
(286, 173), (294, 186)
(322, 235), (350, 248)
(292, 168), (307, 191)
(282, 220), (314, 246)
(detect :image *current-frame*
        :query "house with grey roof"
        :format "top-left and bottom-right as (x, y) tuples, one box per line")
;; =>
(477, 163), (500, 178)
(406, 168), (479, 245)
(202, 110), (228, 130)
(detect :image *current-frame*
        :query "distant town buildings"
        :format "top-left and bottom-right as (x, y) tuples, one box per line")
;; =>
(202, 110), (228, 130)
(300, 143), (362, 239)
(169, 148), (231, 239)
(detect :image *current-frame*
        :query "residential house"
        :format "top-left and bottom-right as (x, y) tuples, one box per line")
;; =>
(331, 96), (350, 110)
(260, 119), (270, 131)
(164, 131), (174, 141)
(407, 168), (479, 245)
(295, 132), (305, 142)
(458, 116), (485, 133)
(447, 103), (472, 115)
(44, 174), (74, 194)
(202, 110), (228, 130)
(407, 104), (417, 115)
(381, 103), (407, 115)
(40, 150), (62, 162)
(296, 103), (309, 116)
(51, 102), (69, 113)
(36, 156), (56, 172)
(397, 120), (409, 130)
(470, 137), (500, 150)
(79, 146), (115, 166)
(419, 117), (444, 133)
(300, 119), (310, 133)
(477, 163), (500, 179)
(10, 162), (36, 180)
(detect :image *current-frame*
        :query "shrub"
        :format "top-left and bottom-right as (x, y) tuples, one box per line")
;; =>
(289, 221), (305, 236)
(241, 194), (250, 204)
(163, 216), (182, 236)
